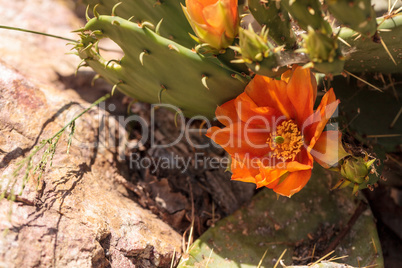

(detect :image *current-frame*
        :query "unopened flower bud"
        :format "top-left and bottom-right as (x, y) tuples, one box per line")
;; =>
(340, 156), (376, 184)
(182, 0), (239, 50)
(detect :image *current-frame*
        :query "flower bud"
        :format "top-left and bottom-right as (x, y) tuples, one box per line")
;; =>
(230, 26), (285, 77)
(340, 156), (376, 184)
(182, 0), (239, 50)
(236, 26), (272, 63)
(303, 27), (345, 74)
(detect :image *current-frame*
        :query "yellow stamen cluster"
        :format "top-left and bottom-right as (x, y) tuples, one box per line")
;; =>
(267, 120), (304, 161)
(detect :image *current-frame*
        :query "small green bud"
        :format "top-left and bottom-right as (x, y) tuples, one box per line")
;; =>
(236, 26), (274, 63)
(340, 156), (375, 184)
(303, 27), (345, 74)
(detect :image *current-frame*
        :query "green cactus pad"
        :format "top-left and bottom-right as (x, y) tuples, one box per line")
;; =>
(84, 0), (196, 48)
(325, 0), (377, 37)
(178, 164), (383, 267)
(248, 0), (296, 48)
(77, 15), (247, 118)
(281, 0), (332, 34)
(340, 14), (402, 73)
(333, 73), (402, 153)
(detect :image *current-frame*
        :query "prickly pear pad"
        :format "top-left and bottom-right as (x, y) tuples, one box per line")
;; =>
(77, 16), (247, 118)
(84, 0), (196, 48)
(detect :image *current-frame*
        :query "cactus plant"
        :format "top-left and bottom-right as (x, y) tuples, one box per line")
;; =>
(71, 0), (401, 196)
(1, 0), (400, 265)
(77, 1), (401, 117)
(68, 3), (400, 265)
(2, 0), (397, 196)
(75, 15), (247, 118)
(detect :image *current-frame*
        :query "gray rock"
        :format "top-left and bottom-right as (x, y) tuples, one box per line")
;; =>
(0, 56), (180, 268)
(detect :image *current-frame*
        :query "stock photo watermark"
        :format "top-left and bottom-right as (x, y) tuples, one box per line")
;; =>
(63, 101), (341, 171)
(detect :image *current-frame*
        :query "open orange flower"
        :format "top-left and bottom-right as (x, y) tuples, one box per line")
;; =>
(182, 0), (239, 50)
(207, 66), (349, 197)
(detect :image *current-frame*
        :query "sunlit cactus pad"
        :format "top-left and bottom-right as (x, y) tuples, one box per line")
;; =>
(76, 15), (247, 118)
(84, 0), (195, 47)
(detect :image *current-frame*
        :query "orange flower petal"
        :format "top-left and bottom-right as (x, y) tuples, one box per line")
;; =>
(230, 157), (259, 183)
(280, 148), (313, 170)
(184, 0), (238, 49)
(206, 123), (270, 158)
(258, 151), (313, 171)
(272, 169), (312, 197)
(270, 146), (314, 197)
(203, 2), (225, 29)
(280, 160), (313, 172)
(215, 98), (239, 126)
(202, 0), (219, 6)
(185, 1), (206, 24)
(264, 178), (280, 189)
(286, 67), (317, 125)
(256, 167), (288, 188)
(234, 93), (281, 126)
(256, 148), (313, 189)
(245, 75), (295, 119)
(304, 89), (340, 147)
(206, 66), (341, 197)
(311, 130), (349, 169)
(282, 65), (317, 100)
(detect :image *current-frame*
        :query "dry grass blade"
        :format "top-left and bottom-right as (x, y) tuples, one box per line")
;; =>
(389, 107), (402, 128)
(170, 248), (176, 268)
(257, 248), (269, 268)
(327, 255), (349, 262)
(394, 6), (402, 15)
(311, 243), (316, 263)
(186, 180), (195, 253)
(273, 249), (287, 268)
(371, 237), (378, 255)
(205, 248), (214, 268)
(366, 134), (402, 138)
(309, 250), (335, 266)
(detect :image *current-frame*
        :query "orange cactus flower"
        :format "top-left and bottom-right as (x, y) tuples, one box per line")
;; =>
(207, 66), (349, 197)
(182, 0), (239, 50)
